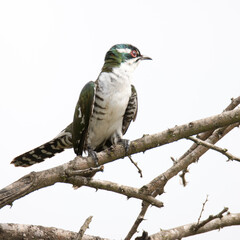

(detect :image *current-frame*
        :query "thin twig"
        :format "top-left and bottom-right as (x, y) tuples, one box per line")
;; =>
(197, 195), (209, 225)
(75, 216), (93, 240)
(128, 155), (143, 177)
(187, 136), (240, 162)
(191, 207), (229, 232)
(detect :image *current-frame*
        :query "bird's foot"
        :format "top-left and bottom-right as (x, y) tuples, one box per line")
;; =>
(88, 149), (99, 167)
(118, 138), (130, 155)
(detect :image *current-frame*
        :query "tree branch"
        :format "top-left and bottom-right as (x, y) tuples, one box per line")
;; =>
(191, 207), (229, 232)
(150, 211), (240, 240)
(125, 96), (240, 239)
(75, 216), (93, 240)
(196, 195), (209, 227)
(125, 122), (239, 240)
(187, 136), (240, 162)
(1, 211), (240, 240)
(1, 107), (240, 210)
(66, 176), (163, 208)
(0, 223), (109, 240)
(142, 122), (239, 195)
(178, 96), (240, 184)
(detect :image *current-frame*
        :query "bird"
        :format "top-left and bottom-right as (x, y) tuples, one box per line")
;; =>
(11, 44), (151, 167)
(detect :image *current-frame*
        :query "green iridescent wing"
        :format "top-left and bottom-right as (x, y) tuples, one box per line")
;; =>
(72, 81), (96, 155)
(122, 85), (138, 135)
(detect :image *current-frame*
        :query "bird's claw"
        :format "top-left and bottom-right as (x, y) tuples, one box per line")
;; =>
(88, 149), (99, 167)
(119, 139), (130, 155)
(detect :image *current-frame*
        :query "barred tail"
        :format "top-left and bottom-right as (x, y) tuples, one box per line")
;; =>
(11, 130), (72, 167)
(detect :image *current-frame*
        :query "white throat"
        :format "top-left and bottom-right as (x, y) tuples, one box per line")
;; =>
(112, 59), (140, 77)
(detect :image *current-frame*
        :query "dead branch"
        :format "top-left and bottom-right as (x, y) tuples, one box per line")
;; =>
(191, 207), (229, 232)
(128, 155), (143, 177)
(178, 96), (240, 184)
(124, 97), (240, 239)
(142, 122), (240, 195)
(196, 195), (209, 226)
(187, 136), (240, 162)
(75, 216), (93, 240)
(0, 223), (108, 240)
(1, 211), (239, 240)
(1, 107), (240, 210)
(66, 176), (163, 208)
(150, 210), (238, 240)
(125, 122), (239, 240)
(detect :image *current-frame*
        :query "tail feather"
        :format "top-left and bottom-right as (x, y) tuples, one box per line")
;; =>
(11, 131), (72, 167)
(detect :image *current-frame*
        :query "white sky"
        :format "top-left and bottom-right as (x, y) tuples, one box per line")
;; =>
(1, 1), (240, 239)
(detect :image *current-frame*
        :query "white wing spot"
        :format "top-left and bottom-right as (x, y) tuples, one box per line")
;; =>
(78, 106), (82, 118)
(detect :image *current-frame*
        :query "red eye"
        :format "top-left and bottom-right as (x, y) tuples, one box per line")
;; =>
(130, 50), (138, 58)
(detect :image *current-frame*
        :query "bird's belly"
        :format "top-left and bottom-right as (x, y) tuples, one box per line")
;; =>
(87, 90), (130, 150)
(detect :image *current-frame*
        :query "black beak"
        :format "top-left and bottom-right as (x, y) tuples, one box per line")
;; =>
(140, 55), (152, 61)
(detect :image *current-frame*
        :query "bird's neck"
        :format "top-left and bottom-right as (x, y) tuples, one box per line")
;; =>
(102, 61), (136, 77)
(97, 64), (133, 92)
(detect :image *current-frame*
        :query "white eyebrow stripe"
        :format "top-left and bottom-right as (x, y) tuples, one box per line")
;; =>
(116, 48), (131, 54)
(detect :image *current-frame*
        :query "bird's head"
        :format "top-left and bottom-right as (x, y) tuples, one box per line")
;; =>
(102, 44), (152, 73)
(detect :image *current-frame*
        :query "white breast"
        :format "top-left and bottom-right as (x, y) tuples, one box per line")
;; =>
(87, 68), (132, 150)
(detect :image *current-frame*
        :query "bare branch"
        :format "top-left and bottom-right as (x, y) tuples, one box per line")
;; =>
(0, 223), (108, 240)
(1, 212), (240, 240)
(179, 96), (240, 183)
(187, 136), (240, 162)
(67, 176), (163, 208)
(125, 97), (240, 239)
(150, 212), (240, 240)
(142, 122), (239, 195)
(125, 122), (239, 239)
(128, 155), (143, 177)
(124, 202), (149, 240)
(191, 207), (229, 232)
(75, 216), (93, 240)
(1, 108), (239, 209)
(196, 195), (209, 226)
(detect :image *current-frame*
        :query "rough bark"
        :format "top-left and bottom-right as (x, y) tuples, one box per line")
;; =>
(0, 223), (107, 240)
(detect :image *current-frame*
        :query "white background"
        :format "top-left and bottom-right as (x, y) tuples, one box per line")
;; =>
(1, 1), (240, 239)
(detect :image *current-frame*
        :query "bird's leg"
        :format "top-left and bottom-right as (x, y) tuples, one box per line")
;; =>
(118, 138), (130, 155)
(112, 133), (131, 155)
(87, 148), (99, 167)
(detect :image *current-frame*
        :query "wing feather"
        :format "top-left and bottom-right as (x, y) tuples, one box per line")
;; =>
(72, 81), (96, 155)
(122, 85), (138, 135)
